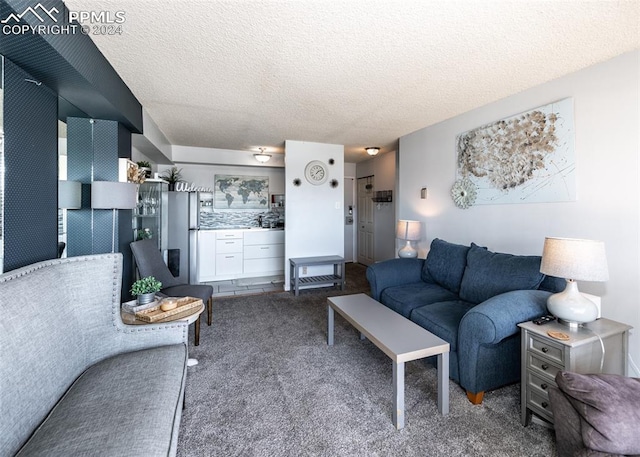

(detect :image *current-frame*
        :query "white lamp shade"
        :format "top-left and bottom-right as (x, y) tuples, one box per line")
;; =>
(91, 181), (138, 210)
(540, 237), (609, 282)
(58, 180), (81, 209)
(396, 220), (421, 241)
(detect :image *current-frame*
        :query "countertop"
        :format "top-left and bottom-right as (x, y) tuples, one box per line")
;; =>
(199, 227), (284, 231)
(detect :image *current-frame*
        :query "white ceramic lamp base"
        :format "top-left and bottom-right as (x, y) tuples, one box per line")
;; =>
(547, 279), (598, 329)
(398, 240), (417, 259)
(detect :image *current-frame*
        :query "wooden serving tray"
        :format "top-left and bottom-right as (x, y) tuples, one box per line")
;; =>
(135, 296), (202, 323)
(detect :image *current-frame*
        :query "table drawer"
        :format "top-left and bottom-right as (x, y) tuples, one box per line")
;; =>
(217, 239), (243, 253)
(528, 353), (562, 380)
(528, 334), (564, 365)
(527, 388), (554, 422)
(526, 370), (556, 396)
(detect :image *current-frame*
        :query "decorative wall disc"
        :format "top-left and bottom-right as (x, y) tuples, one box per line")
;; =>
(330, 179), (339, 188)
(451, 178), (477, 209)
(293, 178), (301, 187)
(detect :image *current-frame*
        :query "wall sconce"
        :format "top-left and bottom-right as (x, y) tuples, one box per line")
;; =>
(365, 147), (380, 156)
(254, 147), (272, 163)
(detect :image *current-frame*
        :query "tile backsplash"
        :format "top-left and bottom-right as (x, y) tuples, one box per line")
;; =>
(200, 207), (284, 229)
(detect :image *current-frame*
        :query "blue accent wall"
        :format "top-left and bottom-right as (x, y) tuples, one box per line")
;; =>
(3, 58), (58, 271)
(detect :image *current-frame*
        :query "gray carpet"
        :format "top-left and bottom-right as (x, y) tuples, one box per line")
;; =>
(178, 264), (557, 456)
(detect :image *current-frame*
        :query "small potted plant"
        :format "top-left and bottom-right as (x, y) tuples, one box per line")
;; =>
(131, 276), (162, 305)
(136, 161), (152, 179)
(160, 166), (184, 191)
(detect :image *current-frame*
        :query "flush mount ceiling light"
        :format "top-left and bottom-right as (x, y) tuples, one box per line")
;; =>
(365, 147), (380, 156)
(254, 147), (271, 163)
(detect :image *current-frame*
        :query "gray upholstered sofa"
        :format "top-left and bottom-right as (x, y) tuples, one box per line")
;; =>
(0, 254), (189, 456)
(367, 238), (564, 404)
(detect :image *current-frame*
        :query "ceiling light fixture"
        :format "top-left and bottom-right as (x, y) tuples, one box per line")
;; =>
(365, 147), (380, 156)
(254, 147), (272, 163)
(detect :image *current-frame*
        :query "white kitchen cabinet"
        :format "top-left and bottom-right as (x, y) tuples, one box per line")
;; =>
(197, 231), (217, 282)
(215, 230), (243, 277)
(197, 229), (285, 281)
(244, 230), (285, 275)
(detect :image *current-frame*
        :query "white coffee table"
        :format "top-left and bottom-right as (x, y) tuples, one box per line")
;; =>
(327, 293), (450, 429)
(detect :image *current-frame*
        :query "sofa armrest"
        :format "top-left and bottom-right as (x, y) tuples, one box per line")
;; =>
(366, 258), (425, 300)
(457, 290), (551, 393)
(459, 289), (551, 346)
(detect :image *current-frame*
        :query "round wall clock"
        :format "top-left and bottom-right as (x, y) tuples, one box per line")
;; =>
(304, 160), (328, 185)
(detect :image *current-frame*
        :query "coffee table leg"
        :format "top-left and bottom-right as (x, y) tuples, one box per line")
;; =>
(393, 360), (405, 430)
(327, 305), (334, 346)
(438, 352), (449, 415)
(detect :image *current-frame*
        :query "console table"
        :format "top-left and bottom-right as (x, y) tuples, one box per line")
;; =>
(289, 255), (345, 296)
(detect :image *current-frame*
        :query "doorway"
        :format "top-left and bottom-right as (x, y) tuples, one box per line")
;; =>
(344, 177), (355, 262)
(357, 176), (374, 265)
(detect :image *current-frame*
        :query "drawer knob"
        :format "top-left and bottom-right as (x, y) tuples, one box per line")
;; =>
(541, 364), (549, 371)
(541, 383), (548, 390)
(541, 401), (548, 409)
(541, 347), (549, 353)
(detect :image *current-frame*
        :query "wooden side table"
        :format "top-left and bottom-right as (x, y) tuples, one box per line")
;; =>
(518, 317), (631, 426)
(121, 300), (204, 347)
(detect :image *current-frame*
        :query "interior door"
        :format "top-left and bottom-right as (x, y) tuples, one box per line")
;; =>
(344, 177), (355, 262)
(357, 176), (374, 265)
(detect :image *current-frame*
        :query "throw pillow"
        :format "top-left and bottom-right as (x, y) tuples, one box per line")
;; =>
(421, 239), (470, 293)
(458, 243), (544, 304)
(556, 371), (640, 455)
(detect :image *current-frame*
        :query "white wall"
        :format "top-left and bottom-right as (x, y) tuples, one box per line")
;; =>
(157, 162), (284, 194)
(357, 151), (398, 261)
(398, 51), (640, 375)
(284, 140), (344, 290)
(172, 144), (284, 168)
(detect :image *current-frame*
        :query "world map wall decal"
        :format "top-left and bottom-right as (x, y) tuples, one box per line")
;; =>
(214, 175), (269, 209)
(455, 98), (576, 206)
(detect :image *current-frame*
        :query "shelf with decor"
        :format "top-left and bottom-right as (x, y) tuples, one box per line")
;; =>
(133, 180), (168, 252)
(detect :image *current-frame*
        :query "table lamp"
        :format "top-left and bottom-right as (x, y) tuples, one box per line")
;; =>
(91, 181), (138, 253)
(396, 220), (421, 258)
(58, 180), (82, 209)
(540, 237), (609, 328)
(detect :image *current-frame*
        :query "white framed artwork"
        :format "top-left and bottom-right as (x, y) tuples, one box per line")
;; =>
(455, 98), (576, 206)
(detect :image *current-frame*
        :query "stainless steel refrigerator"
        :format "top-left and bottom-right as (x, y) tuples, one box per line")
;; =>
(167, 191), (212, 285)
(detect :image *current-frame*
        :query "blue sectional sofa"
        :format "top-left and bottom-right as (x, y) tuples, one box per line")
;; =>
(366, 238), (564, 404)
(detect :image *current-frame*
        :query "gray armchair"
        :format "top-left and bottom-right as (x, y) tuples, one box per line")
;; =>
(130, 239), (213, 346)
(548, 371), (640, 457)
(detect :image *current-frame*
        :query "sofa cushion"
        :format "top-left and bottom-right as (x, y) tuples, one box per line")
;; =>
(555, 371), (640, 455)
(459, 243), (544, 304)
(410, 300), (476, 352)
(380, 282), (458, 318)
(421, 239), (470, 293)
(17, 345), (187, 457)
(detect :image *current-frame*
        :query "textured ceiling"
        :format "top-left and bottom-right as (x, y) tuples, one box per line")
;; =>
(62, 0), (639, 163)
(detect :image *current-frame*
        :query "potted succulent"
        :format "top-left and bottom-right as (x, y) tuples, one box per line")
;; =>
(136, 161), (152, 179)
(130, 276), (162, 305)
(160, 166), (184, 191)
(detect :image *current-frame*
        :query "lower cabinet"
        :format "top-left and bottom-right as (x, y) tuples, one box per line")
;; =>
(197, 229), (284, 282)
(244, 230), (285, 275)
